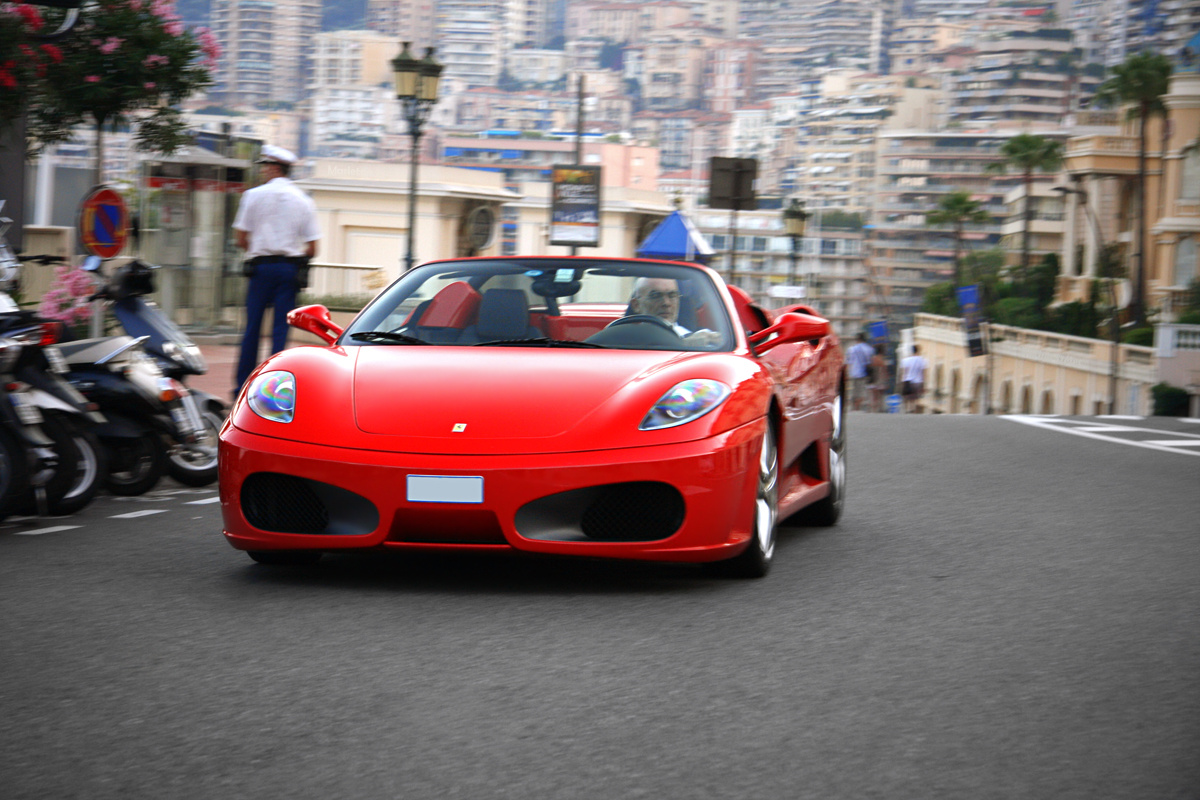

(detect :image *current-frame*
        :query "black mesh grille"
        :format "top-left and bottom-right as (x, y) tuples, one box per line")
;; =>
(580, 482), (684, 542)
(242, 473), (330, 534)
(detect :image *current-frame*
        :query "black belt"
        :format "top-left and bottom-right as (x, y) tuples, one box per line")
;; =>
(247, 255), (308, 267)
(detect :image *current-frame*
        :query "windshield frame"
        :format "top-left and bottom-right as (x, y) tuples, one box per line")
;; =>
(340, 257), (740, 353)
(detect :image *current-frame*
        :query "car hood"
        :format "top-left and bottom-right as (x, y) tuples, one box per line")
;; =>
(234, 345), (769, 456)
(353, 347), (688, 440)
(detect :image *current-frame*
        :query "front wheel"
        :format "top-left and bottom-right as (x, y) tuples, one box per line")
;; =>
(165, 409), (221, 487)
(104, 429), (167, 496)
(35, 413), (108, 516)
(708, 423), (778, 579)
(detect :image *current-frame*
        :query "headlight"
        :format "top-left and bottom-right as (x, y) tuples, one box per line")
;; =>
(163, 341), (207, 373)
(640, 379), (731, 431)
(247, 371), (296, 423)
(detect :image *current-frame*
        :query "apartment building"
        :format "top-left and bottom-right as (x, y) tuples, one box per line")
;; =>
(868, 130), (1070, 327)
(704, 40), (762, 114)
(946, 29), (1101, 131)
(692, 208), (871, 337)
(437, 0), (509, 87)
(366, 0), (438, 46)
(210, 0), (321, 106)
(307, 30), (404, 159)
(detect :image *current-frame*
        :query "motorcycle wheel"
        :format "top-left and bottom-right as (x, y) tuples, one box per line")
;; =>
(165, 409), (221, 487)
(24, 412), (108, 516)
(0, 426), (31, 523)
(104, 429), (167, 496)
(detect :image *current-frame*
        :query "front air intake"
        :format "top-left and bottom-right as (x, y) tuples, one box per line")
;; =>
(515, 481), (685, 543)
(240, 473), (379, 536)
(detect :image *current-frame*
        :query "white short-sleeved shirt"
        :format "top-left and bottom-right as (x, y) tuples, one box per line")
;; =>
(899, 354), (928, 383)
(232, 177), (320, 258)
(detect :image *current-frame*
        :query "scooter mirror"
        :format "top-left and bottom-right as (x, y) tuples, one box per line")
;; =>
(82, 255), (103, 272)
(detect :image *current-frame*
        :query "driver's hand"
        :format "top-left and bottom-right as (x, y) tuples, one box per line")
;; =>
(683, 329), (721, 348)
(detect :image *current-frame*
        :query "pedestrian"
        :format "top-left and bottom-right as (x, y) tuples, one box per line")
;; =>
(232, 145), (320, 397)
(845, 332), (874, 411)
(867, 343), (888, 412)
(898, 344), (928, 413)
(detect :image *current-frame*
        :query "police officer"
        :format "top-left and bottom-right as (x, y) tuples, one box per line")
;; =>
(233, 145), (320, 396)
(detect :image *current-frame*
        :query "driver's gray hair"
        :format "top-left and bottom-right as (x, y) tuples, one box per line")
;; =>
(631, 276), (674, 301)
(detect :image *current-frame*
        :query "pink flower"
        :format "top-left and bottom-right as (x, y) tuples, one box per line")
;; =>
(144, 81), (156, 90)
(85, 75), (100, 83)
(99, 37), (124, 55)
(165, 20), (183, 36)
(143, 54), (169, 68)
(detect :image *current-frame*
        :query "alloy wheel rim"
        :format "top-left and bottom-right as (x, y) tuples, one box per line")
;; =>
(755, 428), (778, 555)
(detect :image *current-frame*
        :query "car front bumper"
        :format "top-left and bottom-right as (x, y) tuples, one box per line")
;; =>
(219, 419), (765, 563)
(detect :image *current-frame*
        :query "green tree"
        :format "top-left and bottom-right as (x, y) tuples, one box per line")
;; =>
(1096, 51), (1173, 326)
(927, 190), (991, 287)
(28, 0), (218, 184)
(985, 134), (1064, 284)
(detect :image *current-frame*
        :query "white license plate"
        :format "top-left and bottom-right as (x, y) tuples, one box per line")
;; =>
(406, 475), (484, 504)
(43, 346), (68, 374)
(11, 394), (42, 425)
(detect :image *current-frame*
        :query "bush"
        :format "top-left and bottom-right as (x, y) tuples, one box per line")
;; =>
(1121, 326), (1155, 346)
(1178, 310), (1200, 325)
(1151, 383), (1190, 417)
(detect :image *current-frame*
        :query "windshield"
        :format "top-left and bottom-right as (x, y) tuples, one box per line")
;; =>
(343, 258), (736, 352)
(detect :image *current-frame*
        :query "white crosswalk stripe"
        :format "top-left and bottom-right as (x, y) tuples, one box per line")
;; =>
(109, 509), (169, 519)
(1004, 416), (1200, 456)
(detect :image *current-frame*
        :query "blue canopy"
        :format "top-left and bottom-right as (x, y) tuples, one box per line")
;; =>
(636, 210), (715, 264)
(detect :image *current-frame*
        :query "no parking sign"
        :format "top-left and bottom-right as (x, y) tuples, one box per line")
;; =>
(78, 186), (130, 258)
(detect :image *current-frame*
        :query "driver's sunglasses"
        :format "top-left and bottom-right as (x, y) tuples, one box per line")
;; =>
(645, 290), (679, 301)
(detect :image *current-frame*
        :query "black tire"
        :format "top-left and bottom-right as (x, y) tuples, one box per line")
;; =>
(788, 386), (845, 527)
(0, 426), (31, 523)
(708, 423), (779, 579)
(248, 550), (323, 566)
(103, 429), (167, 496)
(165, 409), (221, 487)
(28, 413), (108, 516)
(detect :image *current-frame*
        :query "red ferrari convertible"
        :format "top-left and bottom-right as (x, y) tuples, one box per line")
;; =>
(219, 257), (845, 577)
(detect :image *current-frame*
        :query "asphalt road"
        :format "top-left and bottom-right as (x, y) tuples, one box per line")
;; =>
(1, 414), (1198, 799)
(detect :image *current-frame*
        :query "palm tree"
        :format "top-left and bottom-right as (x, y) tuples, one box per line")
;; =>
(927, 191), (991, 287)
(985, 134), (1064, 286)
(1096, 51), (1173, 326)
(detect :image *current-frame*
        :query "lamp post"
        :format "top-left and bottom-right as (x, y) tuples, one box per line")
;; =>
(1055, 183), (1118, 414)
(392, 42), (443, 272)
(782, 199), (809, 292)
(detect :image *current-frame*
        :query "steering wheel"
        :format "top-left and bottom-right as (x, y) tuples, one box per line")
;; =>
(605, 314), (681, 335)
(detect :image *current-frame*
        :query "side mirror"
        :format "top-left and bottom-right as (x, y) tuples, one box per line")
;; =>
(287, 304), (343, 345)
(748, 312), (830, 354)
(82, 255), (103, 272)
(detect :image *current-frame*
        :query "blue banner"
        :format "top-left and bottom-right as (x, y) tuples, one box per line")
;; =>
(956, 284), (987, 357)
(868, 320), (888, 343)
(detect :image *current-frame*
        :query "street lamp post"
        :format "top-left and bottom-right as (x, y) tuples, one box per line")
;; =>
(1055, 183), (1118, 414)
(392, 42), (443, 272)
(782, 199), (809, 293)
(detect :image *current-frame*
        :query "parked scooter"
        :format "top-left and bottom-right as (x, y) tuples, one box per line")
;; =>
(0, 210), (107, 517)
(70, 255), (222, 489)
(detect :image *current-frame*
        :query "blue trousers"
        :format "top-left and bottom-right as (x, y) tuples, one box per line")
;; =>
(236, 259), (298, 394)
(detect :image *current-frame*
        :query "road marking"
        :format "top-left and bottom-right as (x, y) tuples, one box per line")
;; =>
(1003, 416), (1200, 456)
(14, 525), (82, 536)
(1074, 425), (1142, 432)
(109, 509), (169, 519)
(185, 497), (221, 505)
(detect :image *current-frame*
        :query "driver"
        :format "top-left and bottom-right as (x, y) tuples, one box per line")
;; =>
(628, 278), (721, 347)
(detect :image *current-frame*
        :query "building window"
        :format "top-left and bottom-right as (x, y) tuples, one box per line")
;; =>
(1174, 234), (1196, 288)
